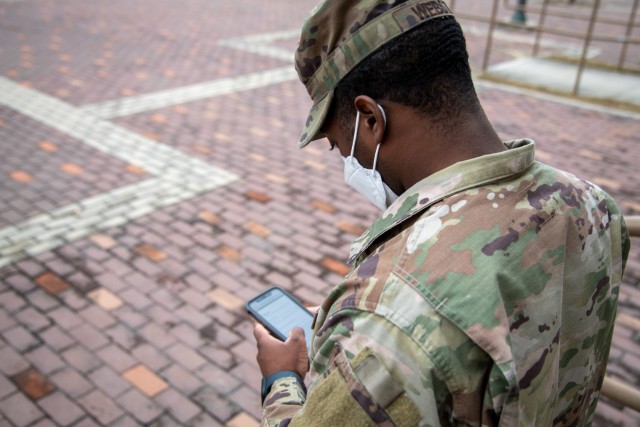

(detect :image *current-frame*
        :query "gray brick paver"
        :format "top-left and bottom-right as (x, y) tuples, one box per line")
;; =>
(0, 310), (17, 333)
(26, 290), (59, 313)
(199, 344), (236, 371)
(159, 364), (203, 396)
(0, 290), (26, 313)
(165, 342), (207, 371)
(169, 323), (202, 348)
(88, 366), (132, 398)
(192, 386), (238, 423)
(194, 364), (241, 395)
(107, 415), (139, 427)
(5, 274), (36, 293)
(115, 389), (162, 424)
(155, 388), (201, 424)
(29, 419), (57, 427)
(68, 323), (109, 350)
(61, 346), (101, 374)
(38, 326), (75, 352)
(50, 368), (94, 399)
(73, 418), (101, 427)
(96, 345), (138, 373)
(0, 392), (45, 426)
(49, 306), (84, 331)
(188, 413), (224, 427)
(59, 290), (90, 310)
(25, 345), (65, 375)
(131, 344), (171, 372)
(228, 385), (262, 421)
(0, 374), (16, 400)
(15, 307), (51, 332)
(79, 305), (117, 329)
(139, 323), (176, 349)
(104, 324), (140, 351)
(1, 325), (39, 352)
(37, 392), (85, 426)
(78, 390), (124, 425)
(174, 305), (211, 330)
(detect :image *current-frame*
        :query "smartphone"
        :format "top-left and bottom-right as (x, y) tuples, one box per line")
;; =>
(246, 287), (314, 353)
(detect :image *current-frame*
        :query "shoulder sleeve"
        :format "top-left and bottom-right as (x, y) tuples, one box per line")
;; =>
(261, 308), (451, 427)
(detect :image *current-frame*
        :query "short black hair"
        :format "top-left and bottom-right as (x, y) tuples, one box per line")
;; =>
(330, 15), (479, 136)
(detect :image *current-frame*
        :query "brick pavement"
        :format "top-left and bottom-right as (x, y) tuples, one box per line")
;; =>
(0, 0), (639, 426)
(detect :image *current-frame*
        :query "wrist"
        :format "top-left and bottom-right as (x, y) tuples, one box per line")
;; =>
(261, 370), (306, 404)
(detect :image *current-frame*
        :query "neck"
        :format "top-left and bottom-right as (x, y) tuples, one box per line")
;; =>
(387, 109), (506, 194)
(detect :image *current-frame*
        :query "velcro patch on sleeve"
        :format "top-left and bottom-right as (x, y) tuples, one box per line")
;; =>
(288, 346), (420, 426)
(353, 353), (403, 408)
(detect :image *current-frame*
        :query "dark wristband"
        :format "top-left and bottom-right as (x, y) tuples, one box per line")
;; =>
(261, 371), (306, 404)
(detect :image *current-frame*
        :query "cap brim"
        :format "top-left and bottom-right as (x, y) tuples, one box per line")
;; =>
(298, 90), (333, 148)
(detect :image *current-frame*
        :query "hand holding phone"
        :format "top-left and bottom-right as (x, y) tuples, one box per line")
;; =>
(253, 322), (310, 379)
(246, 287), (314, 353)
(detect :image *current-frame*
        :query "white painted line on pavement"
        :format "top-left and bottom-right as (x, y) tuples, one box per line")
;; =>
(217, 30), (297, 62)
(0, 77), (238, 267)
(219, 29), (299, 45)
(0, 77), (237, 181)
(77, 31), (299, 119)
(80, 66), (297, 119)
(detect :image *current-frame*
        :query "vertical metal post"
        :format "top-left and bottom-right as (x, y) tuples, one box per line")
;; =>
(617, 0), (639, 71)
(533, 0), (550, 57)
(482, 0), (500, 71)
(573, 0), (600, 95)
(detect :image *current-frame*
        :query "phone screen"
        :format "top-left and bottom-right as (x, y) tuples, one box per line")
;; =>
(247, 287), (314, 352)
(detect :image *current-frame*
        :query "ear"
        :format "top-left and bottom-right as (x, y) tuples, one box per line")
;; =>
(354, 95), (386, 147)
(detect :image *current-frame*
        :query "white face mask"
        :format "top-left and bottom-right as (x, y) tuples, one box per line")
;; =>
(343, 105), (399, 211)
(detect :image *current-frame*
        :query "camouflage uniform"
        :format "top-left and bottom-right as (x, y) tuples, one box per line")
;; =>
(262, 139), (629, 426)
(261, 1), (630, 425)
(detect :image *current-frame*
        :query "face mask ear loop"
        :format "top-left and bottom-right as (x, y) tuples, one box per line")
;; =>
(350, 111), (360, 157)
(372, 142), (381, 171)
(377, 104), (387, 131)
(372, 104), (385, 171)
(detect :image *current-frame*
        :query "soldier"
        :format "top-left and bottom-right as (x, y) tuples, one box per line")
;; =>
(254, 1), (630, 425)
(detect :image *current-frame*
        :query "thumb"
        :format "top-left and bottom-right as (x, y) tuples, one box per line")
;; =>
(254, 322), (271, 342)
(289, 327), (310, 377)
(288, 327), (305, 341)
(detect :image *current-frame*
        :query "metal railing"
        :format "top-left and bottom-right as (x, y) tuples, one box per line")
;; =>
(448, 0), (640, 95)
(600, 215), (640, 413)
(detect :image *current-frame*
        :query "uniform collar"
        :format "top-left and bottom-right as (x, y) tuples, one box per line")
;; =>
(348, 139), (536, 264)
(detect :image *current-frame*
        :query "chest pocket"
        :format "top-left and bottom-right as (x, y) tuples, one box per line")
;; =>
(290, 346), (421, 427)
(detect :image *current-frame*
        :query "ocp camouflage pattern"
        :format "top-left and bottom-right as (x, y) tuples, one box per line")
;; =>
(261, 139), (629, 426)
(295, 0), (452, 97)
(294, 0), (453, 147)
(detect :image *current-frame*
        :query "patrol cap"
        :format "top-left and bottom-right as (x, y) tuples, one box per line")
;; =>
(295, 0), (454, 148)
